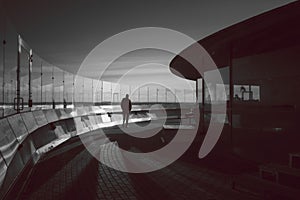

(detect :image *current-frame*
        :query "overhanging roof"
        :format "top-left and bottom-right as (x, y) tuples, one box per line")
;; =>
(169, 1), (300, 80)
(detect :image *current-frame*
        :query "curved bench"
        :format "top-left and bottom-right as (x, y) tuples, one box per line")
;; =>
(0, 105), (153, 200)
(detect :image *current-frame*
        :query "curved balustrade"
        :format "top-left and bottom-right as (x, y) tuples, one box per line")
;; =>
(0, 105), (159, 199)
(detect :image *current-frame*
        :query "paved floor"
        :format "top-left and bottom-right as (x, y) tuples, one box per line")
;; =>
(19, 149), (261, 200)
(15, 125), (268, 200)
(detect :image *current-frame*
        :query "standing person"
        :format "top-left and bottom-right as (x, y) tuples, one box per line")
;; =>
(121, 94), (132, 127)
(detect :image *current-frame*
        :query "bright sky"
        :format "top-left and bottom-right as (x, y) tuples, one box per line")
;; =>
(0, 0), (296, 92)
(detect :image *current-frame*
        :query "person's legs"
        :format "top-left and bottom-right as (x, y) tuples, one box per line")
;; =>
(122, 112), (126, 127)
(125, 113), (129, 127)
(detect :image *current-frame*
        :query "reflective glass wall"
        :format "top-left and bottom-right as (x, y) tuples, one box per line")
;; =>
(0, 16), (196, 117)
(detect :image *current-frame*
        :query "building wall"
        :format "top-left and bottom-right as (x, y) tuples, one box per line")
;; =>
(230, 42), (300, 164)
(233, 45), (300, 106)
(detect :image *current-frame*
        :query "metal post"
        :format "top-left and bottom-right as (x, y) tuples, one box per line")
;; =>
(249, 85), (253, 100)
(2, 12), (6, 112)
(202, 78), (205, 133)
(63, 70), (65, 103)
(10, 79), (13, 105)
(16, 36), (21, 113)
(52, 66), (55, 108)
(229, 44), (233, 149)
(34, 85), (37, 106)
(58, 81), (61, 105)
(40, 62), (43, 107)
(45, 84), (47, 106)
(101, 80), (103, 102)
(73, 74), (75, 105)
(156, 88), (159, 102)
(95, 81), (98, 103)
(196, 79), (199, 103)
(2, 38), (6, 109)
(110, 82), (112, 103)
(147, 87), (149, 102)
(82, 77), (84, 104)
(28, 50), (33, 107)
(5, 80), (9, 107)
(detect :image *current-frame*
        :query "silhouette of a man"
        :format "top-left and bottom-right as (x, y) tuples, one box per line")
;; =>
(121, 94), (132, 127)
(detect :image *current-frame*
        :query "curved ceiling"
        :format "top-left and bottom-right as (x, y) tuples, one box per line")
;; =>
(169, 1), (300, 80)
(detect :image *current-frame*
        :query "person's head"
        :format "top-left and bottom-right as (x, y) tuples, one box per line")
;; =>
(126, 94), (129, 99)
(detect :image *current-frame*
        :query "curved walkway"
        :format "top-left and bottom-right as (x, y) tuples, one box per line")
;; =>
(15, 126), (263, 200)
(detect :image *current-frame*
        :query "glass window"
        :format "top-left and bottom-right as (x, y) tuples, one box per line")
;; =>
(234, 85), (260, 101)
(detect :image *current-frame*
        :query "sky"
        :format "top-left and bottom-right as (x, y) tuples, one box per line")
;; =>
(0, 0), (296, 89)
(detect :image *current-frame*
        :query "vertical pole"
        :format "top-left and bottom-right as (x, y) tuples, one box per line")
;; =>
(110, 82), (112, 103)
(156, 88), (159, 102)
(101, 81), (103, 103)
(82, 77), (84, 104)
(66, 74), (68, 103)
(196, 79), (199, 103)
(228, 43), (235, 189)
(10, 79), (12, 106)
(147, 87), (149, 102)
(40, 62), (43, 107)
(2, 14), (6, 113)
(2, 37), (6, 110)
(58, 75), (60, 106)
(98, 80), (101, 103)
(63, 70), (65, 103)
(72, 74), (75, 106)
(52, 66), (55, 108)
(249, 85), (253, 100)
(202, 78), (205, 133)
(229, 44), (233, 149)
(28, 49), (32, 107)
(35, 85), (38, 104)
(16, 35), (21, 113)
